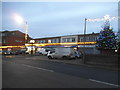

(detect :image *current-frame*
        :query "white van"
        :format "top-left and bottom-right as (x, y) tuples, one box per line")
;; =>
(47, 47), (76, 59)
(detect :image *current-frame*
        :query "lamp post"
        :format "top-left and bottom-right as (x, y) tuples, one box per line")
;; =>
(25, 22), (28, 43)
(13, 14), (29, 55)
(13, 13), (28, 45)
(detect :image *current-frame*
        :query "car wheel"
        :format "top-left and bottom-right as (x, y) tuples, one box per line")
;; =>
(48, 56), (52, 59)
(62, 56), (67, 60)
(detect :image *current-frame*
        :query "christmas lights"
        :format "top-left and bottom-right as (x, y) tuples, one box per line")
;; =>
(86, 15), (120, 22)
(96, 21), (118, 49)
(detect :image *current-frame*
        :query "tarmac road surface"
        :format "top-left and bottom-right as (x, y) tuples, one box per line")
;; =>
(2, 55), (119, 88)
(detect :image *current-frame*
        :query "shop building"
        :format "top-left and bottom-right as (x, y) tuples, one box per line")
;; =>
(27, 32), (100, 54)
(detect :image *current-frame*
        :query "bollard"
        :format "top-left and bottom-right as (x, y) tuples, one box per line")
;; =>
(82, 52), (86, 64)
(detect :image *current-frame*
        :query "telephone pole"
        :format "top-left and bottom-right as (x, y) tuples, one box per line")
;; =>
(82, 18), (87, 64)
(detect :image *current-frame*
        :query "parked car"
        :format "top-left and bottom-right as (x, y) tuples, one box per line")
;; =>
(2, 51), (12, 55)
(39, 48), (49, 55)
(25, 51), (30, 54)
(11, 50), (23, 55)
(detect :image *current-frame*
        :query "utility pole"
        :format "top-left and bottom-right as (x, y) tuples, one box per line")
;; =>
(82, 18), (87, 64)
(24, 22), (28, 55)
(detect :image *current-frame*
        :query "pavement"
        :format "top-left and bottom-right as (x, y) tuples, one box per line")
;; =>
(4, 54), (119, 71)
(34, 54), (119, 71)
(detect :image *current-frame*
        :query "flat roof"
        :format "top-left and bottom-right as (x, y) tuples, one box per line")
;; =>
(34, 32), (99, 40)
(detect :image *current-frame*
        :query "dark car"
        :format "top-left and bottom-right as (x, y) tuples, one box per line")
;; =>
(2, 51), (12, 55)
(11, 50), (24, 55)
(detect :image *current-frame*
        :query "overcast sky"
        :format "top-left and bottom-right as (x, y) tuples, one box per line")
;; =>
(2, 2), (118, 38)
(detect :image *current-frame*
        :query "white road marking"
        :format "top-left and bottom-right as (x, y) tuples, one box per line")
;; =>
(4, 60), (119, 87)
(89, 79), (120, 87)
(21, 64), (54, 72)
(4, 60), (54, 72)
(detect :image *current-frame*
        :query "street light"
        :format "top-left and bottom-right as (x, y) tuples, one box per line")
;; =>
(13, 13), (29, 54)
(25, 22), (28, 43)
(13, 13), (24, 24)
(13, 13), (28, 44)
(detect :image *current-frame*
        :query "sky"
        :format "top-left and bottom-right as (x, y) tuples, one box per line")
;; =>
(2, 2), (119, 38)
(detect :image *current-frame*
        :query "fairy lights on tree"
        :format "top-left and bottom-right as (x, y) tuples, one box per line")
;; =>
(84, 14), (119, 55)
(85, 14), (119, 50)
(96, 21), (118, 50)
(86, 15), (120, 22)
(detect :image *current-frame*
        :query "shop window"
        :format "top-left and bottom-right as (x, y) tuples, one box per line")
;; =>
(71, 38), (75, 42)
(79, 37), (84, 42)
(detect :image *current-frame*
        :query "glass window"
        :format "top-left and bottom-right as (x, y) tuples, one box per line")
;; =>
(96, 36), (99, 40)
(2, 33), (5, 36)
(62, 38), (76, 42)
(56, 39), (59, 43)
(66, 38), (70, 42)
(93, 36), (95, 41)
(37, 40), (40, 43)
(15, 40), (22, 42)
(43, 40), (46, 43)
(3, 40), (6, 43)
(79, 37), (84, 42)
(51, 39), (54, 43)
(71, 38), (75, 42)
(40, 40), (43, 43)
(86, 36), (89, 41)
(89, 36), (92, 41)
(51, 39), (53, 43)
(12, 33), (15, 35)
(95, 36), (98, 41)
(62, 38), (66, 43)
(54, 39), (56, 43)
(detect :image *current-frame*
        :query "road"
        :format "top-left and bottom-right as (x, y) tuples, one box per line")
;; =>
(2, 55), (119, 88)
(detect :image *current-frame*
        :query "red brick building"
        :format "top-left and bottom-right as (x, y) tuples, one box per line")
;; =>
(2, 30), (31, 46)
(1, 30), (32, 51)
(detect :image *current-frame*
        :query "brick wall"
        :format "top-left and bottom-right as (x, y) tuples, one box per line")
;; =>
(6, 36), (25, 46)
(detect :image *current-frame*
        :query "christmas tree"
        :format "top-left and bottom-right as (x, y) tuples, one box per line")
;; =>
(96, 21), (118, 50)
